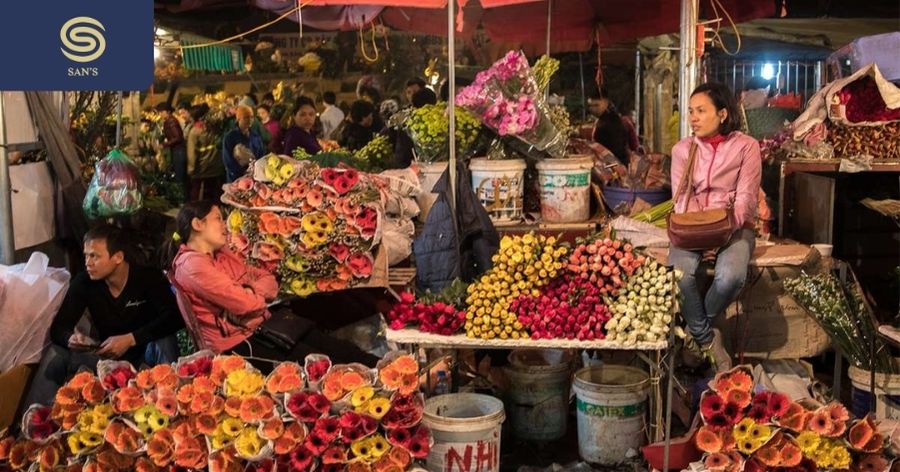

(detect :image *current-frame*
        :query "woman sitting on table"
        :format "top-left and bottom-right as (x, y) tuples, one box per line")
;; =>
(668, 82), (761, 372)
(161, 201), (377, 371)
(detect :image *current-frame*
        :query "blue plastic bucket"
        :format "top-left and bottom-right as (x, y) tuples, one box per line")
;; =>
(602, 186), (670, 212)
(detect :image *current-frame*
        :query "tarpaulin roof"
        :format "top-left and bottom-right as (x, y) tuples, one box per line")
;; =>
(163, 0), (776, 53)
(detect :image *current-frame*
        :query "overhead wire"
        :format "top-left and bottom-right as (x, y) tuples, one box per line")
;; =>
(707, 0), (742, 56)
(156, 0), (316, 50)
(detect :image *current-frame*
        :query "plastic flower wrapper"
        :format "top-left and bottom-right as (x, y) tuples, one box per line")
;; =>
(97, 360), (137, 392)
(402, 102), (482, 164)
(456, 50), (566, 158)
(273, 421), (308, 455)
(82, 149), (144, 219)
(381, 393), (425, 430)
(174, 350), (215, 379)
(265, 362), (305, 396)
(22, 404), (61, 444)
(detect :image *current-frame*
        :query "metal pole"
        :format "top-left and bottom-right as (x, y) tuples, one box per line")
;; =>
(0, 93), (14, 264)
(447, 0), (457, 214)
(578, 52), (586, 122)
(115, 91), (124, 148)
(634, 49), (641, 140)
(677, 0), (699, 139)
(545, 0), (552, 56)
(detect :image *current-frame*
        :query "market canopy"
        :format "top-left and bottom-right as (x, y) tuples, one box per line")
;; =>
(159, 0), (775, 53)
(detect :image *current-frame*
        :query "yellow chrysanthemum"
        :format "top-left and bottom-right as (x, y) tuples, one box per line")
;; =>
(369, 434), (391, 459)
(80, 432), (103, 448)
(797, 431), (820, 453)
(830, 446), (851, 469)
(221, 417), (245, 438)
(94, 403), (114, 419)
(351, 387), (375, 408)
(211, 433), (233, 451)
(225, 370), (265, 397)
(351, 437), (374, 460)
(235, 429), (264, 458)
(736, 438), (764, 454)
(67, 434), (86, 454)
(748, 424), (772, 441)
(148, 412), (169, 431)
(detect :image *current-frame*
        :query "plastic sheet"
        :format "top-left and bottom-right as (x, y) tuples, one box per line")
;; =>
(82, 149), (143, 219)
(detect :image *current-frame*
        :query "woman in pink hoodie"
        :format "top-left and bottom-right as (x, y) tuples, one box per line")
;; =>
(668, 83), (761, 372)
(161, 201), (377, 371)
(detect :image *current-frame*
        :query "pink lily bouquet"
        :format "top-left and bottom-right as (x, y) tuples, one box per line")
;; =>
(222, 155), (382, 297)
(456, 50), (566, 158)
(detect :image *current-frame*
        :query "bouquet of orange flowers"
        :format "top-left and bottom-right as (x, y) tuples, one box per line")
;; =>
(695, 366), (891, 471)
(0, 351), (431, 472)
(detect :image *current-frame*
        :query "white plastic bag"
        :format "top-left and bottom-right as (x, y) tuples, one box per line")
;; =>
(0, 252), (70, 372)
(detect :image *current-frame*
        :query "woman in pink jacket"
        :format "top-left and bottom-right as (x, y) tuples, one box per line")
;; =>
(162, 201), (377, 371)
(669, 82), (761, 372)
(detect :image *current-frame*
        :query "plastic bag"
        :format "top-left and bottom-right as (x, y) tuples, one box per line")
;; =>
(82, 149), (144, 219)
(0, 252), (70, 372)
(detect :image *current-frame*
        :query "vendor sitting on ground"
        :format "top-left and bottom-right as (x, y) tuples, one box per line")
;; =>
(163, 201), (378, 371)
(25, 225), (183, 406)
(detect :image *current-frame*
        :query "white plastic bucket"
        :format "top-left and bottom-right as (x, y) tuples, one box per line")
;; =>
(572, 365), (650, 465)
(503, 350), (573, 441)
(536, 156), (593, 223)
(848, 364), (900, 420)
(423, 393), (506, 472)
(469, 158), (527, 225)
(417, 161), (448, 223)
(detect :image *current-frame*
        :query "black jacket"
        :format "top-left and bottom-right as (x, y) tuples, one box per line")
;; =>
(414, 161), (499, 292)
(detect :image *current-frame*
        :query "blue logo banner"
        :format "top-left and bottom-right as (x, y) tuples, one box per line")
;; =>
(0, 0), (153, 90)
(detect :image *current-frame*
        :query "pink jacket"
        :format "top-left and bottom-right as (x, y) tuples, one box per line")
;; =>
(172, 246), (279, 353)
(670, 132), (761, 229)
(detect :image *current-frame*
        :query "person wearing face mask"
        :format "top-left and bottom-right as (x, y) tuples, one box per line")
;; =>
(283, 96), (322, 157)
(222, 105), (266, 183)
(162, 201), (378, 371)
(668, 82), (761, 372)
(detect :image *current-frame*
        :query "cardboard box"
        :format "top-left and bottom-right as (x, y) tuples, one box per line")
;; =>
(0, 364), (34, 430)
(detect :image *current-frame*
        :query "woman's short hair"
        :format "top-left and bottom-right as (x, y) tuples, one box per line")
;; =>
(350, 100), (375, 123)
(691, 82), (743, 135)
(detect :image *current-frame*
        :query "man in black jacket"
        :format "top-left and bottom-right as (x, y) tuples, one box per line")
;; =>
(25, 225), (183, 405)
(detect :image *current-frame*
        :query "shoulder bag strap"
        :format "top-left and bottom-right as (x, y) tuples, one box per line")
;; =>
(674, 141), (698, 204)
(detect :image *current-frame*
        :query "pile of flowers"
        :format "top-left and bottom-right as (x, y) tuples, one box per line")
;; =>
(694, 366), (891, 471)
(0, 351), (431, 472)
(223, 155), (382, 297)
(456, 50), (566, 158)
(836, 75), (900, 123)
(403, 103), (481, 163)
(386, 291), (467, 336)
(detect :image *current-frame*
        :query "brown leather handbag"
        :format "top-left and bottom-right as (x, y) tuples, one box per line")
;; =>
(667, 142), (735, 251)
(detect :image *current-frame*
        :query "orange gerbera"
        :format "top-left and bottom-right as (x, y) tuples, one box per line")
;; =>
(374, 456), (402, 472)
(154, 389), (178, 417)
(260, 417), (285, 441)
(190, 391), (215, 415)
(209, 450), (243, 472)
(209, 396), (226, 416)
(696, 426), (724, 453)
(780, 443), (802, 467)
(848, 415), (876, 449)
(192, 377), (217, 394)
(703, 452), (730, 471)
(174, 436), (207, 469)
(55, 386), (81, 406)
(284, 421), (307, 442)
(135, 456), (161, 472)
(397, 374), (419, 396)
(273, 437), (294, 455)
(266, 363), (304, 395)
(391, 356), (418, 375)
(808, 411), (833, 435)
(147, 430), (175, 467)
(239, 397), (268, 423)
(825, 402), (849, 422)
(224, 397), (243, 418)
(67, 372), (96, 390)
(112, 386), (144, 413)
(136, 370), (155, 390)
(726, 389), (751, 409)
(176, 385), (194, 405)
(341, 372), (366, 391)
(781, 402), (805, 419)
(754, 444), (781, 467)
(348, 460), (373, 472)
(39, 443), (62, 471)
(172, 420), (198, 445)
(194, 414), (218, 436)
(81, 380), (106, 404)
(387, 445), (411, 467)
(379, 368), (402, 390)
(8, 442), (36, 470)
(96, 446), (134, 470)
(777, 412), (807, 433)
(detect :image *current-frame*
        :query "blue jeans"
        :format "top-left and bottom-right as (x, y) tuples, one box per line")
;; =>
(23, 336), (180, 407)
(668, 228), (755, 345)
